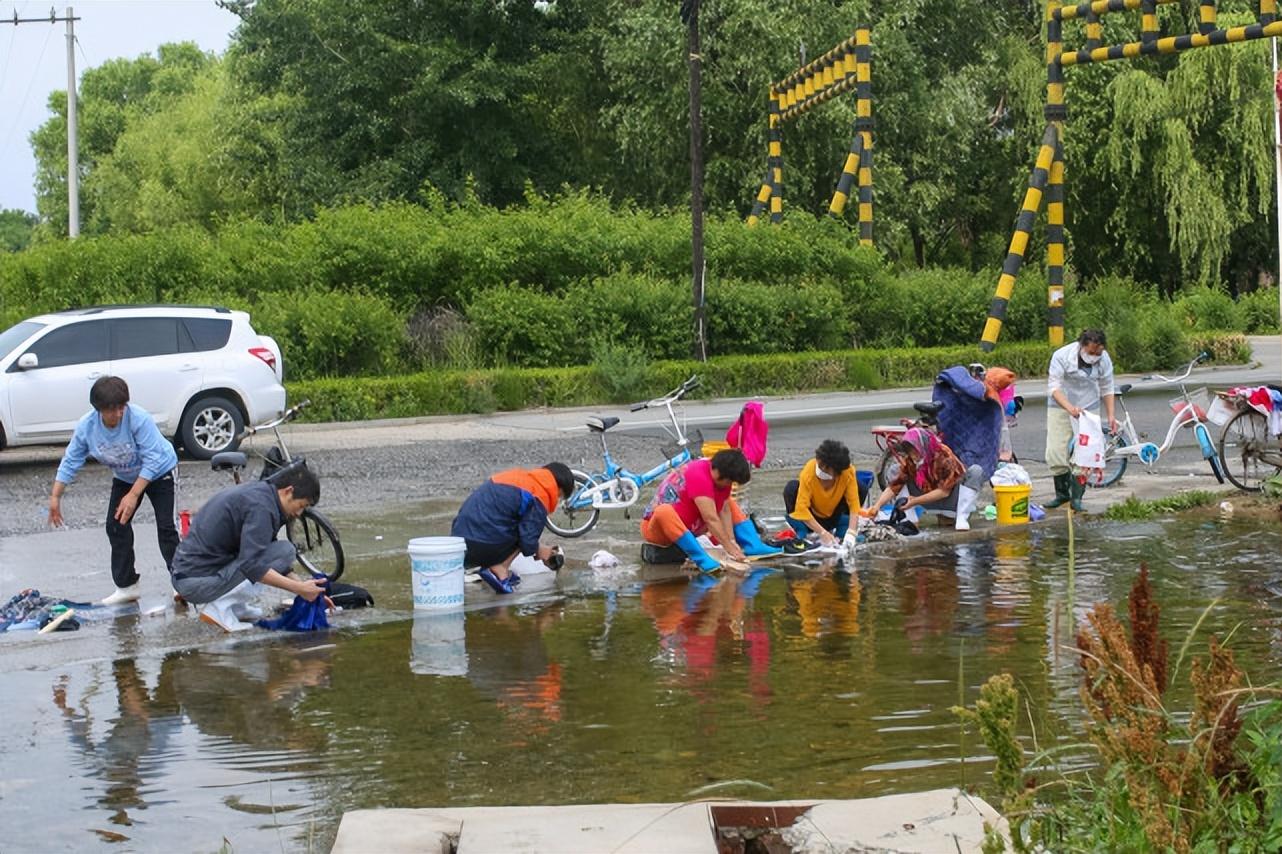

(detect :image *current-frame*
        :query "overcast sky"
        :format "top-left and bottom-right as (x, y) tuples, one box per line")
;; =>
(0, 0), (238, 214)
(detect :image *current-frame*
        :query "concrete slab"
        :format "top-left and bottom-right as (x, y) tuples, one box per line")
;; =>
(331, 808), (458, 854)
(331, 789), (1005, 854)
(781, 788), (1007, 853)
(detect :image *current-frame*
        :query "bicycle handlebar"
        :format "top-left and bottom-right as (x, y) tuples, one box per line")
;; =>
(629, 375), (700, 411)
(1141, 353), (1208, 385)
(239, 399), (312, 440)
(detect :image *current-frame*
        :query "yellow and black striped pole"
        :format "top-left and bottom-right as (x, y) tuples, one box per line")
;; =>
(1264, 0), (1278, 23)
(768, 89), (783, 223)
(828, 133), (864, 216)
(1047, 138), (1066, 346)
(855, 24), (873, 246)
(1199, 0), (1217, 34)
(981, 125), (1059, 351)
(747, 169), (774, 227)
(1085, 9), (1102, 49)
(1141, 0), (1159, 44)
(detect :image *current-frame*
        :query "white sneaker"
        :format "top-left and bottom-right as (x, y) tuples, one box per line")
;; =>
(198, 599), (253, 632)
(100, 584), (141, 605)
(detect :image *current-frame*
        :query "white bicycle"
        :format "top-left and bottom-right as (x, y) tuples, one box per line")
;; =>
(1071, 352), (1225, 488)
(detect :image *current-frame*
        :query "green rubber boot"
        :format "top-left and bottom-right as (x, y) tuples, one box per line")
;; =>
(1044, 473), (1072, 509)
(1069, 477), (1087, 512)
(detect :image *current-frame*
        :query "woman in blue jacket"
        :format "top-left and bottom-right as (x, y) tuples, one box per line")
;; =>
(48, 376), (180, 605)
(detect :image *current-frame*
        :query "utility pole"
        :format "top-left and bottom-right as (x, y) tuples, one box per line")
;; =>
(9, 6), (81, 237)
(682, 0), (707, 361)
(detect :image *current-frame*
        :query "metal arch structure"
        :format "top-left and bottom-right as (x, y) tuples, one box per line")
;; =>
(746, 26), (875, 247)
(981, 0), (1281, 351)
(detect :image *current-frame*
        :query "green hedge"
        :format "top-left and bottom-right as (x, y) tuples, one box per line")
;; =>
(284, 335), (1248, 422)
(1, 196), (1272, 381)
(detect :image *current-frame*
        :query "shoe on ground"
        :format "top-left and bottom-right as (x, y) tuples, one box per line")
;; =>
(198, 600), (253, 632)
(101, 584), (141, 606)
(507, 569), (522, 587)
(172, 590), (188, 606)
(478, 568), (515, 594)
(231, 603), (266, 621)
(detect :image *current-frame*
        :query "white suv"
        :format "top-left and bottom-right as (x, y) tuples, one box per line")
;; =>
(0, 305), (286, 459)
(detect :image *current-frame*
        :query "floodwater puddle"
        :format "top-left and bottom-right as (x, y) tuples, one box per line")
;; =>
(2, 475), (1281, 852)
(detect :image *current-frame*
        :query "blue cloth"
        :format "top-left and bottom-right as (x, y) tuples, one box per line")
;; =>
(256, 573), (331, 631)
(933, 366), (1004, 480)
(56, 403), (178, 485)
(0, 589), (93, 632)
(451, 482), (546, 558)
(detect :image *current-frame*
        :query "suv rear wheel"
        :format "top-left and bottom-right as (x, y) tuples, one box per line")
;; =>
(180, 396), (244, 460)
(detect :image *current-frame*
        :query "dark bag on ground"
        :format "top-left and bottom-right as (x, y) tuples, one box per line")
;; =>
(329, 582), (374, 609)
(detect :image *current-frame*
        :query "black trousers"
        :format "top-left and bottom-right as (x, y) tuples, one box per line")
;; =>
(782, 479), (850, 532)
(106, 469), (179, 589)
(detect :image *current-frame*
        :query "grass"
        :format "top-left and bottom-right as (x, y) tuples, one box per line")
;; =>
(1101, 489), (1223, 521)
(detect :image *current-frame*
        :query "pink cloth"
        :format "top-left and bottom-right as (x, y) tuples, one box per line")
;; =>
(643, 457), (730, 534)
(726, 401), (768, 467)
(901, 426), (941, 490)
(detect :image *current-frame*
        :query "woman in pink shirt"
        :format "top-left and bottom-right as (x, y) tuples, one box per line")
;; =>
(640, 448), (779, 572)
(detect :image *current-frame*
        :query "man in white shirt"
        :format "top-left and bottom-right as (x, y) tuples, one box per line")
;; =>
(1045, 329), (1118, 511)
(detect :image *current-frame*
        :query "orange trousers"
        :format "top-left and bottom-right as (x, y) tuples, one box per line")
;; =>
(640, 500), (747, 546)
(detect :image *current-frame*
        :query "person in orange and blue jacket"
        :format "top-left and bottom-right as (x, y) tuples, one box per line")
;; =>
(451, 464), (575, 594)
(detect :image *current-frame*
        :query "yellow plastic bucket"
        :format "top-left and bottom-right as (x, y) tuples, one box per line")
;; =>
(701, 440), (731, 459)
(993, 484), (1031, 525)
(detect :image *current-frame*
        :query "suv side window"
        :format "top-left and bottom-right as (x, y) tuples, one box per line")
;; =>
(180, 318), (232, 352)
(25, 320), (109, 369)
(111, 318), (180, 360)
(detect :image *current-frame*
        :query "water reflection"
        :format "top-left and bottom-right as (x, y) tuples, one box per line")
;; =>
(17, 513), (1282, 852)
(53, 659), (182, 826)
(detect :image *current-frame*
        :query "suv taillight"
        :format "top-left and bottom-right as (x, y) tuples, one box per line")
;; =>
(249, 346), (277, 372)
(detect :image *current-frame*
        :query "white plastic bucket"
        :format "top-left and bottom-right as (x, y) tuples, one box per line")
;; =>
(410, 611), (468, 676)
(409, 536), (466, 611)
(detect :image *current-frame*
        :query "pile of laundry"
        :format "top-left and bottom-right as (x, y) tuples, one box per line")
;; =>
(0, 589), (90, 633)
(1225, 385), (1282, 436)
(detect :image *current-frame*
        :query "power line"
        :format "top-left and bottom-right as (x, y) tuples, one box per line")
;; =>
(0, 23), (53, 161)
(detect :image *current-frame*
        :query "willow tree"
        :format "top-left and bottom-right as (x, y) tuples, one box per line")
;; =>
(1094, 13), (1273, 290)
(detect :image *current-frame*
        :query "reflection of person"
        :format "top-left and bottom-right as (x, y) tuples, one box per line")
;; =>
(158, 644), (332, 751)
(862, 427), (985, 530)
(1045, 329), (1117, 511)
(788, 574), (861, 638)
(784, 440), (861, 546)
(52, 660), (182, 821)
(639, 449), (780, 572)
(170, 466), (327, 631)
(450, 463), (576, 594)
(48, 376), (180, 605)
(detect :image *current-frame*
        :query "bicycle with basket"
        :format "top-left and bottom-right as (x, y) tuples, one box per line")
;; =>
(1213, 387), (1282, 492)
(1072, 352), (1225, 488)
(545, 376), (703, 537)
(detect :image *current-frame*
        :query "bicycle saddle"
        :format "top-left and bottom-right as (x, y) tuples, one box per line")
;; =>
(1116, 383), (1133, 396)
(210, 451), (248, 471)
(586, 416), (620, 432)
(913, 401), (944, 417)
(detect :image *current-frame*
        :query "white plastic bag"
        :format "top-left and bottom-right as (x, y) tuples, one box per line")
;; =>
(990, 462), (1031, 486)
(1073, 409), (1106, 472)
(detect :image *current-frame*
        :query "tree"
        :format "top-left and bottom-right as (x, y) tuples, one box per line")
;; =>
(0, 209), (37, 252)
(30, 42), (215, 236)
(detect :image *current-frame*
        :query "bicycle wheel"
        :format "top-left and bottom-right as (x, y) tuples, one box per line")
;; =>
(288, 507), (345, 582)
(1217, 409), (1278, 492)
(1071, 431), (1128, 488)
(874, 448), (896, 490)
(544, 469), (601, 538)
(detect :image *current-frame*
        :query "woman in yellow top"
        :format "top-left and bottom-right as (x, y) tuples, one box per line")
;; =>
(784, 440), (864, 546)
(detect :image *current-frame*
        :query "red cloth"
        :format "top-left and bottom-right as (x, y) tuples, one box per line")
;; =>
(726, 400), (768, 467)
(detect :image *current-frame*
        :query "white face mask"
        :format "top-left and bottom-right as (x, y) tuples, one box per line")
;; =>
(815, 465), (834, 481)
(1080, 349), (1102, 365)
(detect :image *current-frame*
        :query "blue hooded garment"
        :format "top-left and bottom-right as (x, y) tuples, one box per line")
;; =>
(932, 366), (1004, 479)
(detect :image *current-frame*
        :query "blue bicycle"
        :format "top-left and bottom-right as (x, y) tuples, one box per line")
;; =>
(545, 376), (703, 537)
